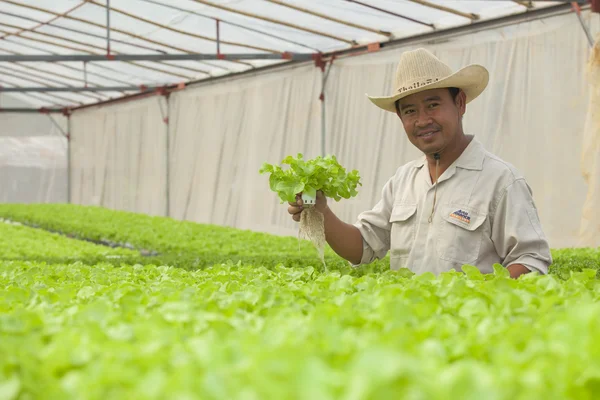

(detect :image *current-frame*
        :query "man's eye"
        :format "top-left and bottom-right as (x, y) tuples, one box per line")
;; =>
(403, 109), (414, 115)
(428, 103), (439, 108)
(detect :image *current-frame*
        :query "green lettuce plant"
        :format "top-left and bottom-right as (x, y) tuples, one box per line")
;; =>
(259, 153), (362, 203)
(2, 260), (600, 400)
(259, 153), (362, 265)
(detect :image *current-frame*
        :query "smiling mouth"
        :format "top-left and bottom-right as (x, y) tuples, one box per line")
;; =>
(417, 130), (438, 138)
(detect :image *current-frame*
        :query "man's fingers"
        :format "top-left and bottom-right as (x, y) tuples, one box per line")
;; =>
(290, 193), (305, 222)
(288, 205), (303, 215)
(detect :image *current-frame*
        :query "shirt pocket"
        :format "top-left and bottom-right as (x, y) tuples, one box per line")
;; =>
(436, 204), (488, 265)
(389, 204), (418, 266)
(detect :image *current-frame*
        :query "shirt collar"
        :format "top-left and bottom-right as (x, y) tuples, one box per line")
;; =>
(411, 136), (485, 171)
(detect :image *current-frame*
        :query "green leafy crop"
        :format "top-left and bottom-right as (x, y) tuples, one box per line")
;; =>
(0, 220), (138, 260)
(1, 204), (600, 399)
(0, 204), (597, 276)
(2, 261), (600, 400)
(259, 153), (362, 203)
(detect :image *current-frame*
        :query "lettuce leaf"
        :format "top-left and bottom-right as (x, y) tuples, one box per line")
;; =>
(259, 153), (362, 203)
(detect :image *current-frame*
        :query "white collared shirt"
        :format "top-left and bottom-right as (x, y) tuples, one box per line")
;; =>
(353, 137), (552, 275)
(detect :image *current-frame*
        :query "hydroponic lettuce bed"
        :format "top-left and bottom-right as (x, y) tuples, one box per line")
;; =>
(1, 204), (600, 400)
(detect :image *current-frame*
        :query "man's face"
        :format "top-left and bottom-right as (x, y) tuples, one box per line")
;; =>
(396, 88), (466, 156)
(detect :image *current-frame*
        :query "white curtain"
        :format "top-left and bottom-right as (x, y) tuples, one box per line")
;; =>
(168, 65), (322, 236)
(578, 33), (600, 247)
(325, 10), (600, 249)
(69, 96), (168, 216)
(0, 94), (68, 203)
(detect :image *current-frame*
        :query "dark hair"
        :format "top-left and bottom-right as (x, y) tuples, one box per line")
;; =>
(448, 87), (460, 99)
(394, 87), (461, 115)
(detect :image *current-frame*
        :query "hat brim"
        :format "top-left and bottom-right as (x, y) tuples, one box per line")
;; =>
(366, 64), (489, 113)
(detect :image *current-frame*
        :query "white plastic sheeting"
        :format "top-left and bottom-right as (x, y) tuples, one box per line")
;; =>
(0, 94), (68, 203)
(0, 0), (562, 108)
(69, 96), (168, 215)
(0, 136), (68, 203)
(0, 94), (67, 137)
(579, 34), (600, 247)
(168, 64), (322, 236)
(68, 9), (600, 249)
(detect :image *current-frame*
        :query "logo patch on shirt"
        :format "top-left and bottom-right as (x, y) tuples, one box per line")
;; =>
(449, 209), (471, 225)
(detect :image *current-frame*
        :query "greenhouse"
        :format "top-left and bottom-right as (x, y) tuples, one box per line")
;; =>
(1, 0), (599, 398)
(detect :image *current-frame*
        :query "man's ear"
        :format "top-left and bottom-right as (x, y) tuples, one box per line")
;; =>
(456, 90), (467, 117)
(394, 101), (403, 120)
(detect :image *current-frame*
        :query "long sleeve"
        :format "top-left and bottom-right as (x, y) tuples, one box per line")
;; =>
(490, 178), (552, 274)
(352, 176), (395, 266)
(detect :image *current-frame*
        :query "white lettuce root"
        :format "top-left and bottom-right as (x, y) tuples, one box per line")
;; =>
(299, 206), (326, 269)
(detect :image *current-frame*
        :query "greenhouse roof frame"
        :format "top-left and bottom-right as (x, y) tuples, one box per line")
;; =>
(0, 0), (594, 113)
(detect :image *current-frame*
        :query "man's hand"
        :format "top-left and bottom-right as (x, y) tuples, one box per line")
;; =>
(287, 190), (329, 222)
(286, 191), (363, 265)
(507, 263), (531, 279)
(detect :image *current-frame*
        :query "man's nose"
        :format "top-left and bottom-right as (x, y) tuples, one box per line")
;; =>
(415, 111), (432, 127)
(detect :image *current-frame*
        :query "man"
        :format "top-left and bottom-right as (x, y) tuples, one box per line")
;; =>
(288, 48), (552, 279)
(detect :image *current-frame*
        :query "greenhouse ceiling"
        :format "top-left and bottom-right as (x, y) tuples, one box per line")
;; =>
(0, 0), (585, 111)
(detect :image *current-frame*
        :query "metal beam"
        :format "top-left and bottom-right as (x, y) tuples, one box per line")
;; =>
(0, 10), (172, 54)
(344, 0), (433, 28)
(0, 38), (148, 87)
(67, 3), (583, 114)
(0, 29), (194, 79)
(327, 2), (586, 60)
(407, 0), (479, 20)
(0, 86), (156, 93)
(106, 0), (111, 56)
(0, 53), (315, 62)
(188, 0), (356, 45)
(265, 0), (392, 37)
(0, 107), (65, 113)
(137, 0), (322, 53)
(0, 0), (238, 71)
(1, 2), (584, 114)
(89, 0), (282, 55)
(0, 64), (106, 101)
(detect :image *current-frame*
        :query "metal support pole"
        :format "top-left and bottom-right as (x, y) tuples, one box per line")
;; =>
(320, 59), (334, 157)
(157, 95), (170, 217)
(216, 19), (221, 58)
(46, 114), (71, 203)
(165, 97), (170, 217)
(106, 0), (111, 56)
(321, 71), (326, 157)
(47, 114), (68, 137)
(83, 62), (88, 87)
(67, 115), (71, 203)
(571, 2), (594, 47)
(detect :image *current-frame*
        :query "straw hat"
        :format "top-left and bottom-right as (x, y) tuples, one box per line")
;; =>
(367, 48), (489, 113)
